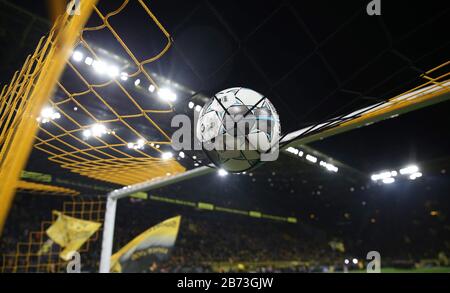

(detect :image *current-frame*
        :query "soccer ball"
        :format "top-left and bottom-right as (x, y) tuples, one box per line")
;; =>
(196, 87), (280, 173)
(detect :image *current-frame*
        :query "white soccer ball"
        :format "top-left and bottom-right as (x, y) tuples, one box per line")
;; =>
(196, 87), (280, 173)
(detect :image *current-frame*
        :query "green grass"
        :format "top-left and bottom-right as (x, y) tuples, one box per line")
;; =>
(352, 267), (450, 273)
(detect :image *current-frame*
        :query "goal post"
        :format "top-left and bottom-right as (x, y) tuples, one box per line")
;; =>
(99, 166), (214, 273)
(0, 0), (98, 234)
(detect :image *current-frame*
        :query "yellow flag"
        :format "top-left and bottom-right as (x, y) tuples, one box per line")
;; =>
(46, 211), (101, 261)
(111, 216), (181, 273)
(328, 240), (345, 253)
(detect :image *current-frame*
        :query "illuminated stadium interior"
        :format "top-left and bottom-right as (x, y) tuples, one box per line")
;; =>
(0, 0), (449, 273)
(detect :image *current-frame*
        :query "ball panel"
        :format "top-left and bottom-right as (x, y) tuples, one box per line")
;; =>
(195, 87), (280, 173)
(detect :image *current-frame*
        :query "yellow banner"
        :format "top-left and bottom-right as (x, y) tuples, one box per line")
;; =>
(111, 215), (181, 273)
(46, 211), (101, 261)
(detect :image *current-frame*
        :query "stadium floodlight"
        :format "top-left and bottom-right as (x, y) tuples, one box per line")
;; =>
(134, 79), (141, 86)
(382, 177), (395, 184)
(120, 72), (128, 81)
(188, 101), (195, 109)
(321, 162), (338, 172)
(82, 129), (92, 139)
(371, 171), (392, 181)
(84, 56), (93, 66)
(179, 151), (185, 158)
(161, 152), (173, 160)
(92, 60), (107, 74)
(409, 172), (422, 180)
(148, 84), (155, 93)
(306, 154), (317, 163)
(40, 107), (54, 118)
(298, 150), (304, 157)
(400, 165), (419, 175)
(195, 105), (202, 112)
(352, 258), (358, 264)
(286, 147), (299, 155)
(158, 88), (177, 102)
(38, 107), (61, 124)
(391, 170), (398, 177)
(136, 139), (145, 148)
(107, 65), (119, 77)
(83, 124), (108, 139)
(72, 50), (83, 62)
(344, 259), (350, 265)
(218, 169), (228, 176)
(91, 123), (107, 137)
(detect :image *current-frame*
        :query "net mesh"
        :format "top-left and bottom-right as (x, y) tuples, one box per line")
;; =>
(0, 197), (105, 273)
(30, 0), (185, 186)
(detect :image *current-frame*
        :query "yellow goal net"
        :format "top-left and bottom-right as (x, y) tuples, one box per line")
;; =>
(0, 0), (185, 235)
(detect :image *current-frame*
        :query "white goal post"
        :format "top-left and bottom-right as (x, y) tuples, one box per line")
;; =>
(99, 80), (450, 273)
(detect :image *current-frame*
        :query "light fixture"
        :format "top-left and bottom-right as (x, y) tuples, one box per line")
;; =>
(179, 151), (185, 158)
(158, 88), (177, 102)
(195, 105), (202, 112)
(409, 172), (422, 180)
(352, 258), (358, 264)
(120, 72), (128, 81)
(382, 177), (395, 184)
(38, 107), (61, 123)
(344, 259), (349, 265)
(84, 56), (93, 66)
(134, 79), (141, 86)
(306, 154), (317, 163)
(371, 171), (393, 181)
(107, 65), (119, 77)
(188, 101), (195, 109)
(286, 147), (298, 155)
(91, 123), (107, 137)
(82, 129), (92, 138)
(92, 60), (107, 74)
(161, 152), (173, 160)
(72, 50), (83, 62)
(127, 139), (146, 150)
(319, 161), (338, 172)
(137, 139), (145, 148)
(148, 84), (155, 93)
(218, 169), (228, 177)
(400, 165), (419, 175)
